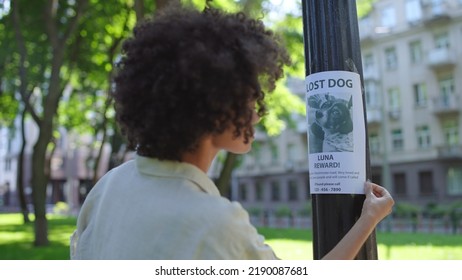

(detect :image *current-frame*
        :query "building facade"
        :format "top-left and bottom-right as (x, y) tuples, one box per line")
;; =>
(0, 118), (111, 212)
(361, 0), (462, 205)
(231, 0), (462, 216)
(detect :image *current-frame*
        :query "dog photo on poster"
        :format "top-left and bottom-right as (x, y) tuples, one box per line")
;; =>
(305, 71), (366, 194)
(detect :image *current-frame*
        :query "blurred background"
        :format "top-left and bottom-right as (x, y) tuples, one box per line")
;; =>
(0, 0), (461, 259)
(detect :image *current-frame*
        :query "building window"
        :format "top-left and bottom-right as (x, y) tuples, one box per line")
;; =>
(238, 183), (247, 201)
(271, 181), (280, 201)
(381, 6), (396, 28)
(447, 167), (462, 195)
(369, 132), (381, 154)
(288, 180), (298, 201)
(419, 171), (434, 195)
(434, 32), (450, 49)
(416, 125), (431, 149)
(413, 83), (427, 107)
(409, 40), (423, 64)
(385, 47), (398, 70)
(270, 143), (279, 166)
(391, 129), (404, 151)
(255, 181), (263, 201)
(363, 53), (374, 70)
(406, 0), (422, 23)
(287, 143), (297, 163)
(4, 158), (12, 171)
(430, 0), (446, 15)
(7, 137), (12, 153)
(388, 88), (400, 111)
(393, 173), (407, 196)
(365, 81), (379, 107)
(438, 76), (455, 107)
(443, 120), (459, 146)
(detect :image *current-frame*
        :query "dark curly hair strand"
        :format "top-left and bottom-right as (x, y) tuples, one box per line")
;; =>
(113, 5), (290, 161)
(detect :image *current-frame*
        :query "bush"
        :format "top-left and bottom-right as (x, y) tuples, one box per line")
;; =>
(298, 202), (312, 217)
(424, 202), (446, 219)
(275, 206), (292, 218)
(448, 200), (462, 234)
(53, 202), (70, 216)
(394, 202), (420, 219)
(247, 207), (262, 217)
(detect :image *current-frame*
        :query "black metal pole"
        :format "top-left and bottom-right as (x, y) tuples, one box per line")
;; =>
(301, 0), (377, 259)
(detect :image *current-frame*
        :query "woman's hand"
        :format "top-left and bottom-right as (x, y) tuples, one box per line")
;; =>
(361, 182), (395, 226)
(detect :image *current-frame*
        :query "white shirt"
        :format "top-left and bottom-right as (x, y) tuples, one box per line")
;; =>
(70, 155), (276, 260)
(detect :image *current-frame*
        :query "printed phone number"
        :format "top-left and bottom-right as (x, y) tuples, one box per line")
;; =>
(247, 266), (309, 276)
(313, 187), (341, 192)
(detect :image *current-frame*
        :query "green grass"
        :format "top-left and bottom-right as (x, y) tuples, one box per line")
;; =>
(0, 213), (76, 260)
(1, 213), (461, 260)
(260, 227), (462, 260)
(376, 231), (462, 260)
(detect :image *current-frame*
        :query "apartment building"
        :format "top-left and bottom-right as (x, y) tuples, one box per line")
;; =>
(361, 0), (462, 205)
(0, 118), (111, 211)
(232, 0), (462, 215)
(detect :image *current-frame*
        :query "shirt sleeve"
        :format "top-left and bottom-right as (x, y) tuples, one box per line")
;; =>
(199, 200), (278, 260)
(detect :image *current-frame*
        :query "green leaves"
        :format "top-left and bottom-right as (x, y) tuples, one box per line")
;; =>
(356, 0), (376, 18)
(260, 79), (305, 136)
(0, 94), (19, 126)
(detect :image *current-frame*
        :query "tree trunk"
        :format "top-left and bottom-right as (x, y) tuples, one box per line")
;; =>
(29, 0), (87, 246)
(156, 0), (178, 11)
(215, 152), (238, 198)
(92, 130), (107, 185)
(12, 0), (32, 225)
(16, 107), (31, 224)
(213, 0), (259, 199)
(31, 43), (64, 245)
(134, 0), (145, 21)
(31, 133), (51, 246)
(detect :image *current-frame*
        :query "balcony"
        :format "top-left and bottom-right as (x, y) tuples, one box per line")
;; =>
(431, 94), (460, 116)
(422, 1), (451, 26)
(366, 107), (382, 125)
(359, 25), (391, 44)
(437, 145), (462, 159)
(359, 25), (376, 44)
(427, 48), (457, 70)
(388, 109), (401, 120)
(363, 68), (380, 81)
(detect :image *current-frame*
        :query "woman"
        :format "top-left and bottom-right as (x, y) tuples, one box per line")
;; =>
(71, 4), (394, 260)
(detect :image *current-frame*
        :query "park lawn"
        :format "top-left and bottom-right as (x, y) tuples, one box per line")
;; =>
(0, 213), (75, 260)
(1, 213), (461, 260)
(259, 228), (462, 260)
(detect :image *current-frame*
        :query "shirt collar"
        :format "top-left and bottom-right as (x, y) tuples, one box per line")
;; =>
(135, 155), (220, 196)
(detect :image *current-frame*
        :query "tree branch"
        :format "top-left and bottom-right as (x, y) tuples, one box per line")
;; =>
(44, 0), (59, 49)
(62, 0), (88, 45)
(12, 0), (42, 126)
(134, 0), (145, 22)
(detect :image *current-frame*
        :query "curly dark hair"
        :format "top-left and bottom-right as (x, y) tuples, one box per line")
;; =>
(113, 5), (290, 161)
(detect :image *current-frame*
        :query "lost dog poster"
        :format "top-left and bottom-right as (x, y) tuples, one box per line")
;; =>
(305, 71), (366, 194)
